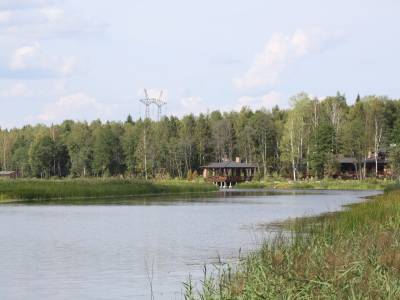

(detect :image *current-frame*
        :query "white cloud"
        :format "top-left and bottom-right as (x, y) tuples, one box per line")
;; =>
(162, 95), (209, 117)
(39, 7), (63, 21)
(9, 42), (77, 75)
(234, 27), (337, 89)
(38, 93), (112, 122)
(0, 11), (12, 23)
(235, 91), (286, 111)
(0, 1), (106, 40)
(0, 82), (31, 98)
(181, 96), (206, 112)
(10, 43), (39, 70)
(0, 0), (58, 10)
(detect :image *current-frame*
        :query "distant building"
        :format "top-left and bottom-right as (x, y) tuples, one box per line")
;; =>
(202, 157), (256, 188)
(0, 171), (17, 179)
(337, 152), (389, 178)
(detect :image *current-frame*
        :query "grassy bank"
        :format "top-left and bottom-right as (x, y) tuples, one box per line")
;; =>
(186, 184), (400, 299)
(237, 178), (393, 190)
(0, 178), (217, 202)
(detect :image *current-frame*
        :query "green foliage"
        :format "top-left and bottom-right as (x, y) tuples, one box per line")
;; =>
(0, 93), (400, 180)
(186, 189), (400, 299)
(92, 124), (126, 176)
(389, 146), (400, 179)
(0, 178), (217, 201)
(66, 123), (93, 177)
(309, 122), (335, 178)
(29, 135), (57, 178)
(237, 178), (392, 190)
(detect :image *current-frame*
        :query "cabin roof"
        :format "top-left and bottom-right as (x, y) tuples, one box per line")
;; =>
(338, 157), (357, 164)
(202, 161), (257, 169)
(337, 157), (388, 164)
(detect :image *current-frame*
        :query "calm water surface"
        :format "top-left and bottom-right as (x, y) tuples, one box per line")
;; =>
(0, 189), (380, 299)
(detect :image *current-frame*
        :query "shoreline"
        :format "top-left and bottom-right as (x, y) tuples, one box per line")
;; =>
(0, 179), (387, 203)
(186, 186), (400, 299)
(0, 190), (220, 204)
(236, 178), (393, 191)
(0, 179), (218, 203)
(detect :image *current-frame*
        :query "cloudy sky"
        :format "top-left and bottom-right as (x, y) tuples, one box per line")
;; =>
(0, 0), (399, 128)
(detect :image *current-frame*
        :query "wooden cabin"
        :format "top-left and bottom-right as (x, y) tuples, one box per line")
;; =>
(0, 171), (17, 179)
(202, 157), (256, 188)
(337, 155), (389, 178)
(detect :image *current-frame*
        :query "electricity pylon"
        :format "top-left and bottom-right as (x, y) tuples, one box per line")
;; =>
(139, 89), (153, 120)
(153, 90), (167, 121)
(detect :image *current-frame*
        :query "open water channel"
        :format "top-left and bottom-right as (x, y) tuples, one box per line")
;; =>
(0, 189), (380, 299)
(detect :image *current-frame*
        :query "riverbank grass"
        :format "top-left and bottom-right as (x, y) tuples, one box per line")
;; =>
(186, 185), (400, 299)
(0, 179), (217, 202)
(237, 178), (393, 190)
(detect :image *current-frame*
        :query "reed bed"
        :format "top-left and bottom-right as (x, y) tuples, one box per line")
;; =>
(237, 178), (393, 191)
(186, 185), (400, 299)
(0, 178), (217, 201)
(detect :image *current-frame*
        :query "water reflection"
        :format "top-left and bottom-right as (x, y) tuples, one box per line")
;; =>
(0, 189), (381, 299)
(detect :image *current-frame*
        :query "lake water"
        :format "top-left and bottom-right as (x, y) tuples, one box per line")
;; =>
(0, 189), (380, 299)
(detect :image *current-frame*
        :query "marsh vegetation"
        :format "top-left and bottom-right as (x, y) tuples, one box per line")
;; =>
(0, 179), (217, 202)
(186, 184), (400, 299)
(237, 178), (393, 191)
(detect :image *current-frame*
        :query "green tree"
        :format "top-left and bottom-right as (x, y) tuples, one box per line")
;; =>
(309, 123), (335, 178)
(92, 124), (125, 176)
(29, 135), (57, 178)
(281, 93), (313, 180)
(389, 145), (400, 179)
(66, 123), (93, 177)
(11, 132), (32, 177)
(249, 111), (277, 176)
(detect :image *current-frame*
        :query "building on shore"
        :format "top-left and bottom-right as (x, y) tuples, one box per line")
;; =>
(0, 171), (17, 179)
(202, 157), (256, 188)
(337, 152), (390, 178)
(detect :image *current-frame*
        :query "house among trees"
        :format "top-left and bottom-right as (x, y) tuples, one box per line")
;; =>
(0, 171), (17, 179)
(337, 152), (389, 179)
(202, 157), (256, 188)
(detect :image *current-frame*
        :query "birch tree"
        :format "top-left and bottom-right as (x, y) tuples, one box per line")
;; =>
(364, 96), (386, 177)
(281, 93), (313, 180)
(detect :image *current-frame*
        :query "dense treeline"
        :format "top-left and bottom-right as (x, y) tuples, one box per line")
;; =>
(1, 92), (400, 180)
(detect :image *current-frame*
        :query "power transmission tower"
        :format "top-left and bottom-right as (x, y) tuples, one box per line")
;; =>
(153, 90), (167, 121)
(138, 88), (166, 180)
(139, 88), (152, 180)
(139, 89), (153, 120)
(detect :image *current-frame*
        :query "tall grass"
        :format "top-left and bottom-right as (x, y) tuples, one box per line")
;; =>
(186, 188), (400, 299)
(0, 178), (217, 201)
(237, 178), (393, 190)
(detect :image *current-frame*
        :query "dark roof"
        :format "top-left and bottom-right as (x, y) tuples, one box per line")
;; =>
(203, 161), (257, 169)
(364, 158), (388, 164)
(338, 157), (357, 164)
(337, 157), (388, 164)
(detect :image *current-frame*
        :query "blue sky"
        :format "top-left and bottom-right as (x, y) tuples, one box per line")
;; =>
(1, 0), (399, 128)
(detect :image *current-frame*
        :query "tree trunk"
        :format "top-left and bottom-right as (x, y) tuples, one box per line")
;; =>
(363, 155), (367, 179)
(290, 120), (297, 181)
(143, 128), (148, 180)
(2, 135), (7, 171)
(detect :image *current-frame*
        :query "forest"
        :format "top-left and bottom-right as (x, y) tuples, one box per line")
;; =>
(1, 92), (400, 180)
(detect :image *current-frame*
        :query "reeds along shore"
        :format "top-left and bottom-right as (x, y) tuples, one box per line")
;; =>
(0, 179), (217, 201)
(186, 183), (400, 299)
(237, 178), (394, 191)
